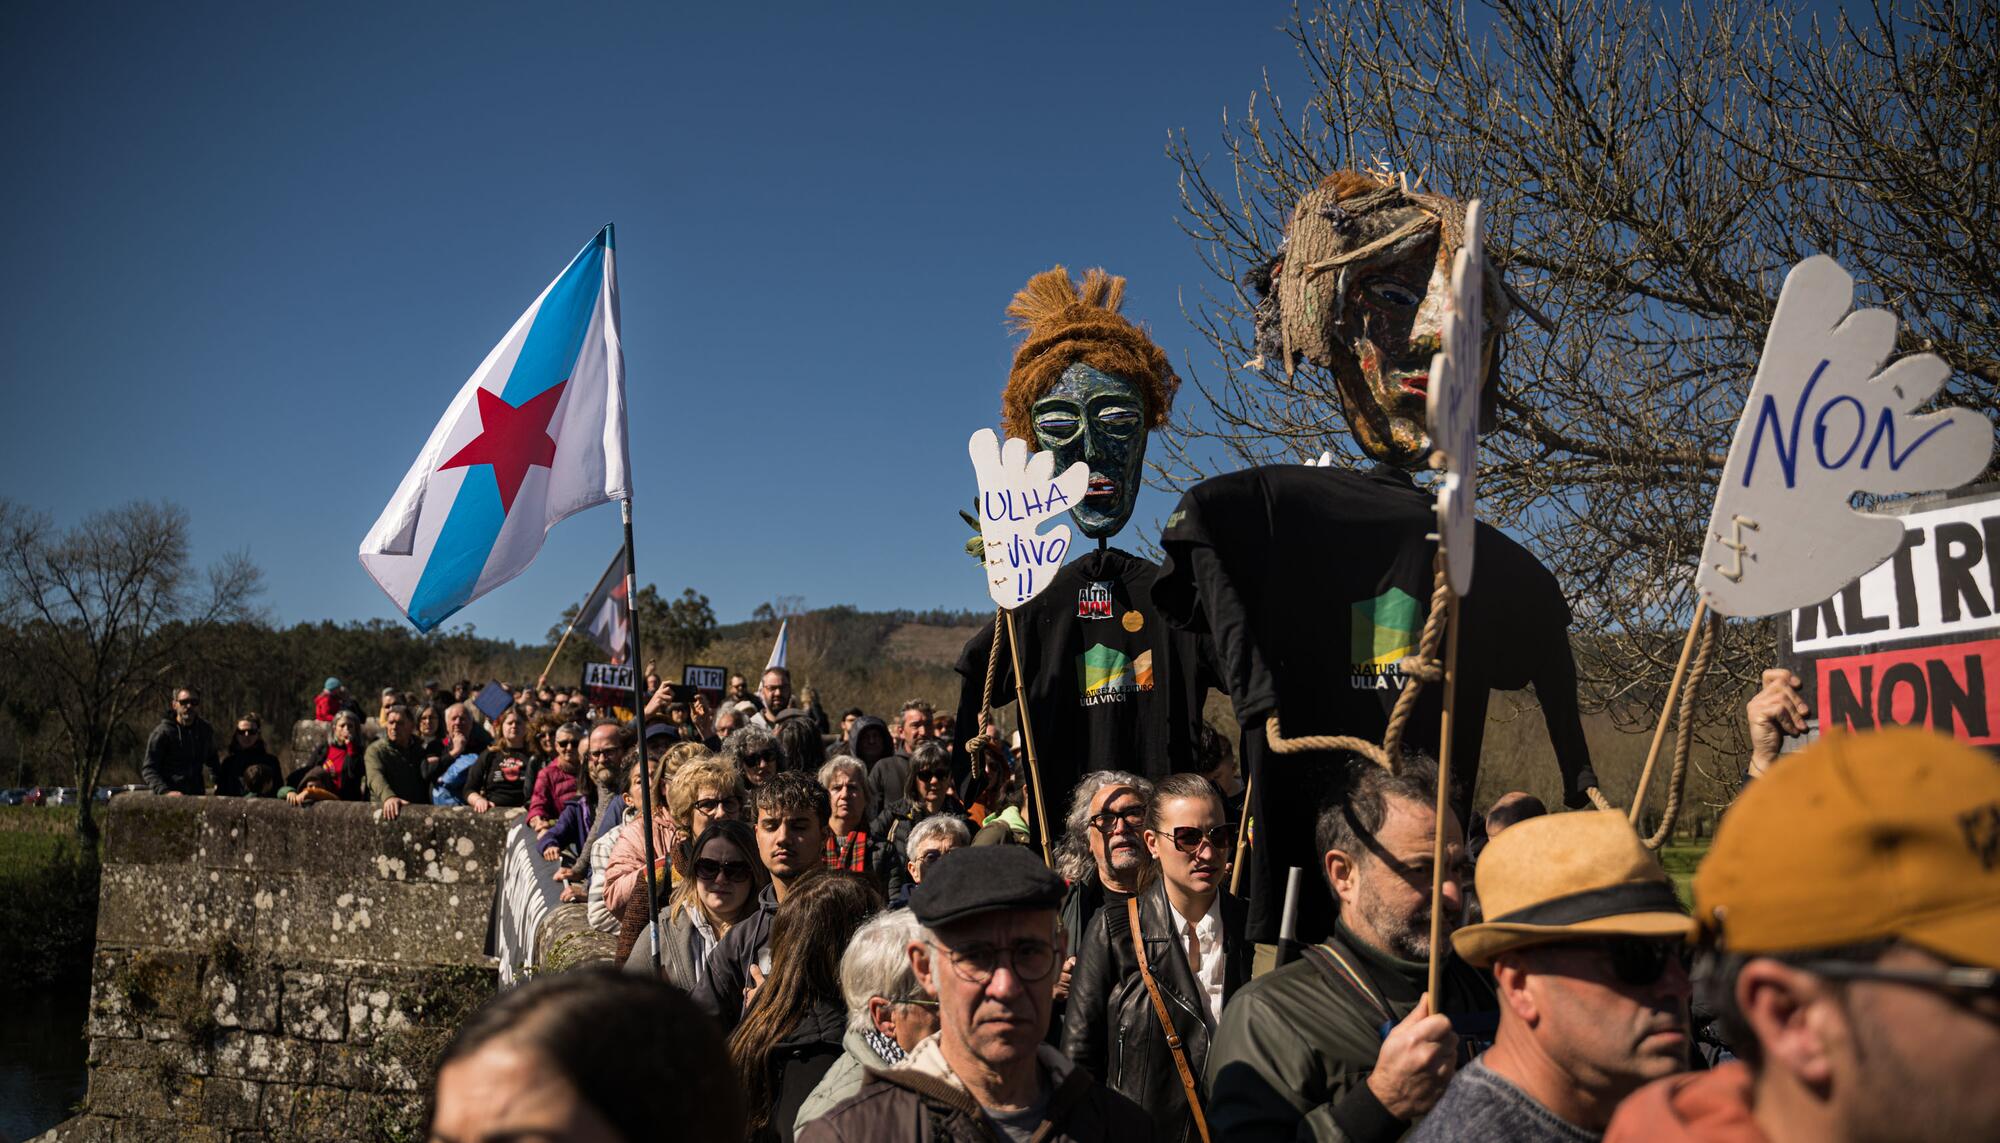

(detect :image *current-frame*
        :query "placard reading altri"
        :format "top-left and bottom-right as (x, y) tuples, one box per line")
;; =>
(1783, 487), (2000, 747)
(683, 664), (726, 704)
(582, 661), (634, 710)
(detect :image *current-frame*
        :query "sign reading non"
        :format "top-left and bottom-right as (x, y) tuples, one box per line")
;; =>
(1699, 256), (1994, 618)
(582, 661), (634, 711)
(683, 664), (726, 705)
(1425, 197), (1484, 597)
(968, 427), (1089, 608)
(1784, 488), (2000, 747)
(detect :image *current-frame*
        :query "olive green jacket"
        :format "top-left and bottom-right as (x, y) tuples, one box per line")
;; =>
(1204, 924), (1496, 1143)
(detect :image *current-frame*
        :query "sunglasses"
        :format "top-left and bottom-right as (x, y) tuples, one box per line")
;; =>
(1088, 808), (1145, 834)
(1167, 825), (1233, 855)
(693, 796), (742, 815)
(176, 698), (200, 707)
(1573, 937), (1693, 988)
(914, 770), (949, 782)
(692, 858), (754, 883)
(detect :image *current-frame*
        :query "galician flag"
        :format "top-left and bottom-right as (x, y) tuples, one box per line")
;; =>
(360, 226), (628, 632)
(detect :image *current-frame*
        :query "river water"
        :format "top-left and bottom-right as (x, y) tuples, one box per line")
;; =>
(0, 987), (88, 1143)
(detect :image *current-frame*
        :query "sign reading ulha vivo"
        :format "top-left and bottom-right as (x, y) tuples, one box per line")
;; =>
(1784, 488), (2000, 747)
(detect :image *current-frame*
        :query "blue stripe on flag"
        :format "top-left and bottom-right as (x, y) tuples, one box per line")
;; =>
(408, 467), (506, 631)
(402, 229), (609, 631)
(501, 231), (606, 404)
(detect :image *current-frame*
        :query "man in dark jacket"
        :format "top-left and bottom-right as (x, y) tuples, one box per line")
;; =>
(689, 771), (831, 1030)
(142, 687), (216, 796)
(1205, 755), (1496, 1143)
(800, 846), (1151, 1142)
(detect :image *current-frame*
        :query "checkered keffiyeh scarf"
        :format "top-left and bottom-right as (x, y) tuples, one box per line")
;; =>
(825, 830), (871, 874)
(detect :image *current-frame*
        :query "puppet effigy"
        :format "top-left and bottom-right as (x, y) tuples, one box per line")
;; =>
(952, 269), (1217, 833)
(1153, 170), (1599, 942)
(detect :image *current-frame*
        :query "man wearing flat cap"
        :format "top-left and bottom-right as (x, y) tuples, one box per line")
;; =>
(801, 846), (1151, 1142)
(1607, 728), (2000, 1143)
(1408, 811), (1696, 1141)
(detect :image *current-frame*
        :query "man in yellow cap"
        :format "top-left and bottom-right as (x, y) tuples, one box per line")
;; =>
(1607, 727), (2000, 1142)
(1406, 811), (1697, 1140)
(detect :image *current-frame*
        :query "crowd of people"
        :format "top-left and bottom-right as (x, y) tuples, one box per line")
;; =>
(133, 668), (1998, 1143)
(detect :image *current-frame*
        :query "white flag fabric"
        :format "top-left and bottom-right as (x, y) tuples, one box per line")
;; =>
(766, 618), (789, 671)
(360, 227), (629, 632)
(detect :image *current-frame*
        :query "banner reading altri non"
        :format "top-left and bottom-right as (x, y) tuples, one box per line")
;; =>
(1783, 486), (2000, 747)
(582, 661), (635, 713)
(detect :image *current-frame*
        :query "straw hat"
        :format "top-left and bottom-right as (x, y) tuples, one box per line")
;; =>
(1453, 810), (1695, 967)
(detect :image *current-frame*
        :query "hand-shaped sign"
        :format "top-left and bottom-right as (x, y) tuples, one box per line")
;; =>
(1426, 198), (1485, 597)
(1697, 255), (1995, 618)
(969, 428), (1090, 608)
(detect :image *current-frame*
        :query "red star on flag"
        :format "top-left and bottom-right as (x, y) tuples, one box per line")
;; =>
(437, 382), (568, 514)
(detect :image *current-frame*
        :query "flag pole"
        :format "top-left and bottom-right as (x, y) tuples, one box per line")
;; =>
(1426, 586), (1463, 1004)
(621, 499), (665, 976)
(1001, 610), (1054, 867)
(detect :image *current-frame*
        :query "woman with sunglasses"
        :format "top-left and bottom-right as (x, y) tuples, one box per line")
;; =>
(622, 817), (768, 983)
(1061, 772), (1251, 1143)
(872, 742), (966, 897)
(217, 713), (278, 797)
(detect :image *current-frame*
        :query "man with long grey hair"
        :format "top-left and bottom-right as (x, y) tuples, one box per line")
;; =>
(793, 908), (939, 1133)
(1054, 771), (1154, 1007)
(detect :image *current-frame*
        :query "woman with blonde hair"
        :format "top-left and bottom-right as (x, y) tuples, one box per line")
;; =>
(621, 817), (768, 984)
(603, 753), (743, 919)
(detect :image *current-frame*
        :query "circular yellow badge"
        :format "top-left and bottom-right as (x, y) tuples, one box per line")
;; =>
(1120, 610), (1144, 633)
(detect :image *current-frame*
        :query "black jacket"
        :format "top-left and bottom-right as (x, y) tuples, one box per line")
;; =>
(142, 718), (215, 795)
(1063, 881), (1252, 1142)
(688, 882), (780, 1031)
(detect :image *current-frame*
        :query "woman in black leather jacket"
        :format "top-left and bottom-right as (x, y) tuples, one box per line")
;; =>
(1060, 773), (1251, 1142)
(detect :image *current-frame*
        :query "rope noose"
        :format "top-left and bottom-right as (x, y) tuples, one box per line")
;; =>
(961, 609), (1008, 766)
(1643, 608), (1721, 850)
(1266, 550), (1452, 772)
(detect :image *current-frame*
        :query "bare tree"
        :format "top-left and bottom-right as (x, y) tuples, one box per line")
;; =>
(1162, 0), (1998, 798)
(0, 501), (262, 842)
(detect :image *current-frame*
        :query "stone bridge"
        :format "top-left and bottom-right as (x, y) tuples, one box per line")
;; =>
(34, 794), (612, 1142)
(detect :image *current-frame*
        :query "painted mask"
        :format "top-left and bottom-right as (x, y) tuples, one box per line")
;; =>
(1258, 173), (1509, 469)
(1031, 363), (1148, 538)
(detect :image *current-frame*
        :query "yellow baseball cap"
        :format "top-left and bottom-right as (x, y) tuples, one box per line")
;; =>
(1694, 727), (2000, 970)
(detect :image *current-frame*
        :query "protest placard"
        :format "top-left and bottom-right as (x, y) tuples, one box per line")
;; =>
(1697, 255), (1995, 618)
(1426, 197), (1484, 597)
(582, 661), (634, 712)
(1782, 486), (2000, 747)
(472, 680), (513, 722)
(967, 427), (1089, 609)
(683, 664), (726, 705)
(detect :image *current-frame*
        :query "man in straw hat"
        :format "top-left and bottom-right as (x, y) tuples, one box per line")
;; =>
(1408, 811), (1696, 1141)
(1606, 727), (2000, 1142)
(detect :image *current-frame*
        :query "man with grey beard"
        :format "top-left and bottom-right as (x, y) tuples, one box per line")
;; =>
(1206, 755), (1497, 1143)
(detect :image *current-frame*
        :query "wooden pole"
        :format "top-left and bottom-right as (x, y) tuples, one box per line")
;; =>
(1002, 609), (1054, 867)
(1628, 600), (1709, 826)
(536, 621), (578, 690)
(1230, 770), (1255, 895)
(1426, 591), (1463, 1004)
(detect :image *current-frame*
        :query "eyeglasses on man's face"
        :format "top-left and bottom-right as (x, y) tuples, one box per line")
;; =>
(175, 697), (200, 708)
(1167, 825), (1233, 855)
(1089, 806), (1145, 834)
(1565, 937), (1692, 988)
(1802, 959), (2000, 1019)
(930, 938), (1058, 985)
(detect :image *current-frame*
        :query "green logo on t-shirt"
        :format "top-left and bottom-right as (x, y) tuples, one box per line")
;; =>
(1352, 587), (1420, 671)
(1077, 644), (1154, 705)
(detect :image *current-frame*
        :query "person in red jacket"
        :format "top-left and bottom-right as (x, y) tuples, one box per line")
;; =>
(313, 677), (347, 722)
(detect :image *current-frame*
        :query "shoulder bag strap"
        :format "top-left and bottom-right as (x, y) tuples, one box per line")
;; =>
(1126, 896), (1213, 1143)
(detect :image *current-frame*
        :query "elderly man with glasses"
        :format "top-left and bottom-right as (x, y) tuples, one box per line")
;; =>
(801, 846), (1152, 1142)
(142, 685), (217, 796)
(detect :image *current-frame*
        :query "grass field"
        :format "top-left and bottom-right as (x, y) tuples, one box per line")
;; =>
(1659, 841), (1710, 908)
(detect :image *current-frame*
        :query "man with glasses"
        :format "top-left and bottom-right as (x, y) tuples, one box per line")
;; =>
(1607, 728), (2000, 1142)
(691, 771), (831, 1031)
(363, 705), (431, 821)
(1407, 811), (1696, 1140)
(802, 846), (1151, 1141)
(894, 813), (971, 908)
(1208, 755), (1494, 1143)
(142, 685), (217, 796)
(795, 909), (941, 1132)
(750, 666), (800, 730)
(1055, 773), (1155, 980)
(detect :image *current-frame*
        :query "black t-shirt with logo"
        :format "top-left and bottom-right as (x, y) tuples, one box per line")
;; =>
(952, 547), (1218, 840)
(1153, 464), (1597, 941)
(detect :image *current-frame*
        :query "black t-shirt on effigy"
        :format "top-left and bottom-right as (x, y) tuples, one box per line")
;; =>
(952, 547), (1218, 841)
(1153, 463), (1597, 942)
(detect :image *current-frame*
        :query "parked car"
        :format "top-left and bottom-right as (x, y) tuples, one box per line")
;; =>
(0, 788), (25, 806)
(23, 787), (46, 806)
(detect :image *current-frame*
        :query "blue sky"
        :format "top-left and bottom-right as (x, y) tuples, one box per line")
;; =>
(0, 2), (1301, 644)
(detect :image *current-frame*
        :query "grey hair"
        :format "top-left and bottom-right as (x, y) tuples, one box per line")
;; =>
(1056, 770), (1153, 883)
(720, 725), (778, 768)
(907, 813), (972, 856)
(840, 909), (926, 1035)
(332, 710), (364, 730)
(444, 702), (468, 720)
(816, 756), (872, 820)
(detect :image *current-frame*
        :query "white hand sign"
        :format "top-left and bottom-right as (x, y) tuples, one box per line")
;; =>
(968, 428), (1090, 609)
(1426, 198), (1485, 597)
(1697, 255), (1995, 618)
